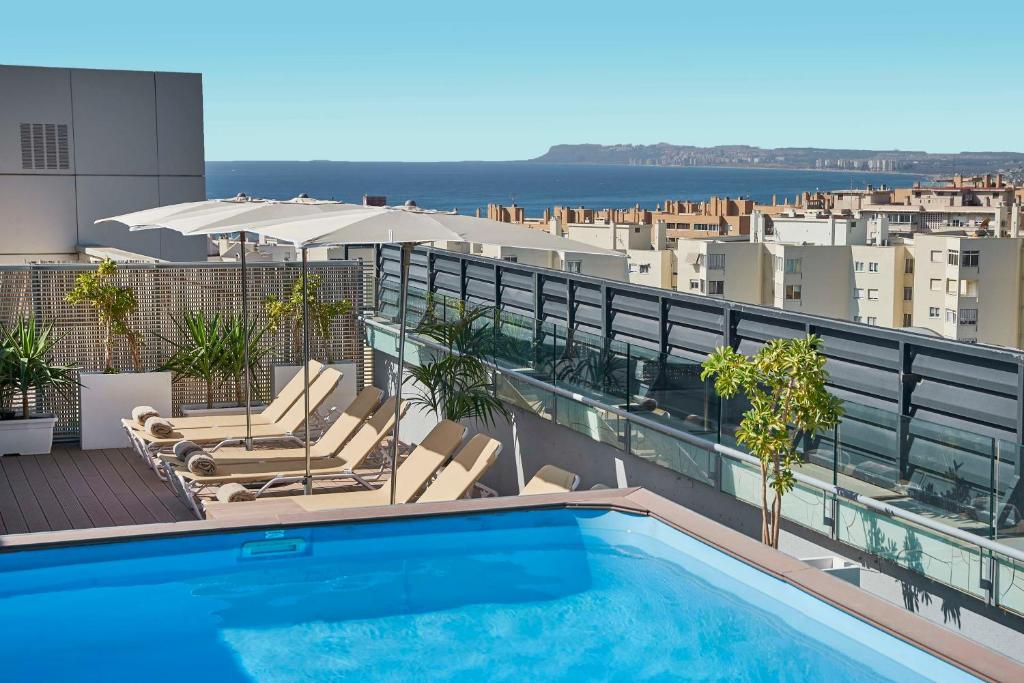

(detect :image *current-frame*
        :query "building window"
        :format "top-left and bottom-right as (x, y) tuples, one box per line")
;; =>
(785, 284), (802, 301)
(867, 289), (879, 300)
(707, 280), (724, 295)
(947, 249), (959, 266)
(929, 278), (941, 291)
(962, 250), (979, 267)
(903, 286), (912, 301)
(961, 337), (978, 343)
(707, 253), (725, 270)
(774, 256), (783, 272)
(928, 307), (940, 318)
(891, 213), (912, 224)
(867, 316), (877, 325)
(785, 258), (801, 274)
(689, 279), (700, 290)
(868, 262), (879, 272)
(905, 259), (914, 274)
(903, 313), (912, 326)
(959, 308), (978, 325)
(854, 261), (864, 272)
(503, 256), (518, 263)
(946, 279), (957, 294)
(853, 288), (864, 299)
(945, 309), (957, 323)
(639, 264), (651, 274)
(564, 260), (582, 273)
(930, 250), (942, 263)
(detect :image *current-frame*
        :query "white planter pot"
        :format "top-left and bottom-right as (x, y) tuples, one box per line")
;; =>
(80, 371), (172, 450)
(0, 415), (57, 456)
(180, 402), (267, 417)
(273, 361), (357, 417)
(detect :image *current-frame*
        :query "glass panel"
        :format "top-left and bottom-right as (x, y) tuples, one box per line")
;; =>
(995, 554), (1024, 616)
(555, 394), (625, 449)
(627, 345), (719, 437)
(628, 420), (715, 487)
(495, 373), (554, 422)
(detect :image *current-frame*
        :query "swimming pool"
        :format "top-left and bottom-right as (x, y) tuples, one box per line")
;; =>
(0, 507), (983, 681)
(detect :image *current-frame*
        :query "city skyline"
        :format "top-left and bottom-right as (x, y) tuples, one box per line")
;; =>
(3, 1), (1023, 161)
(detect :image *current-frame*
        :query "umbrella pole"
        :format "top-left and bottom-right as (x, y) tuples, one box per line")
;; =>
(240, 230), (253, 451)
(389, 242), (412, 506)
(302, 247), (313, 495)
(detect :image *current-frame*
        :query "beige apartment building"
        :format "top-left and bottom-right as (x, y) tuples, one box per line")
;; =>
(679, 216), (1024, 348)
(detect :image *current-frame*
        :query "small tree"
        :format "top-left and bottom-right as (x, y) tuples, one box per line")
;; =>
(701, 335), (842, 548)
(66, 259), (142, 372)
(266, 274), (352, 363)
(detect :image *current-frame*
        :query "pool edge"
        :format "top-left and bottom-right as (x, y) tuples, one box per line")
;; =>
(1, 486), (1020, 683)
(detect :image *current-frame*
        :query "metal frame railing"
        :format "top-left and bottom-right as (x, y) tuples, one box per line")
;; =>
(365, 314), (1024, 615)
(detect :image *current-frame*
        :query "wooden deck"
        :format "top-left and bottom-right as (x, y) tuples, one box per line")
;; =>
(0, 447), (194, 535)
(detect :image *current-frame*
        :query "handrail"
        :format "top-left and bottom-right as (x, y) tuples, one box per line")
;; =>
(365, 315), (1024, 566)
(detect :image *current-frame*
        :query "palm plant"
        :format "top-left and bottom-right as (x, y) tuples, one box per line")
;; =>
(406, 304), (510, 427)
(159, 312), (230, 409)
(0, 318), (79, 419)
(220, 314), (270, 405)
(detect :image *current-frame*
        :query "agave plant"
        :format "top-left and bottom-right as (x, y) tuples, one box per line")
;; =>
(159, 312), (230, 408)
(220, 314), (270, 405)
(0, 318), (79, 419)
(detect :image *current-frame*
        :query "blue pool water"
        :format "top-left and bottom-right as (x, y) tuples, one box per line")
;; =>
(0, 509), (975, 682)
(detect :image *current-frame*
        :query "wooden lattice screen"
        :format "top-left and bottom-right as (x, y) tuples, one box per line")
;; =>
(0, 261), (365, 441)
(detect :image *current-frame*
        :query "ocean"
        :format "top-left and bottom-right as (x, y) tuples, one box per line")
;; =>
(205, 161), (926, 216)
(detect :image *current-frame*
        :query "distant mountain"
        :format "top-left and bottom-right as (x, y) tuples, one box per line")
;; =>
(530, 144), (1024, 176)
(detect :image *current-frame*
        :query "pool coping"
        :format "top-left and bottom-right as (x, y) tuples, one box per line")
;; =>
(1, 487), (1020, 682)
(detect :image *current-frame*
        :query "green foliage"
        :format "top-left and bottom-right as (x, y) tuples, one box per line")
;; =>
(159, 312), (268, 408)
(0, 318), (79, 420)
(701, 334), (843, 547)
(265, 274), (352, 362)
(220, 314), (270, 405)
(65, 259), (142, 372)
(406, 305), (510, 427)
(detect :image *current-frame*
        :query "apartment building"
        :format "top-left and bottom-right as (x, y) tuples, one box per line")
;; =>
(680, 210), (1024, 348)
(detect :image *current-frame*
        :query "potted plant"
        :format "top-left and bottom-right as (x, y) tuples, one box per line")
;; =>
(265, 273), (356, 413)
(162, 312), (269, 416)
(66, 258), (171, 449)
(0, 318), (78, 456)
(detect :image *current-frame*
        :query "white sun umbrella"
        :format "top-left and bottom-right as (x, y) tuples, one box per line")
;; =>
(96, 195), (349, 451)
(101, 199), (623, 503)
(211, 204), (625, 504)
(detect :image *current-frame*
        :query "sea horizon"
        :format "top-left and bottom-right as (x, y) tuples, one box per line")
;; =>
(206, 160), (927, 216)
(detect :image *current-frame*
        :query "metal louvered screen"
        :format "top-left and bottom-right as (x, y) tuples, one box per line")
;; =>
(0, 261), (365, 441)
(18, 122), (70, 170)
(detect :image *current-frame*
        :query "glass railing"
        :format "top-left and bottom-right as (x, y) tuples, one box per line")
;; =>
(372, 281), (1024, 616)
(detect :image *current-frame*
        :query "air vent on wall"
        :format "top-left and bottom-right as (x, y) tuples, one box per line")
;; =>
(19, 123), (70, 170)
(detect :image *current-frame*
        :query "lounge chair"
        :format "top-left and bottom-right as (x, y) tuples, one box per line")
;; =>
(416, 434), (502, 503)
(162, 397), (408, 517)
(123, 367), (343, 463)
(206, 420), (470, 514)
(520, 464), (580, 495)
(187, 387), (386, 465)
(126, 360), (325, 432)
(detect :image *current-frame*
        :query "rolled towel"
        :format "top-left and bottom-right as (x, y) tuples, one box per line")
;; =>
(173, 440), (205, 463)
(144, 416), (174, 438)
(132, 405), (160, 427)
(186, 451), (218, 476)
(217, 482), (256, 503)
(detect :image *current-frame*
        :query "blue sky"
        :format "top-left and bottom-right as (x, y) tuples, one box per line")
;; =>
(3, 1), (1021, 161)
